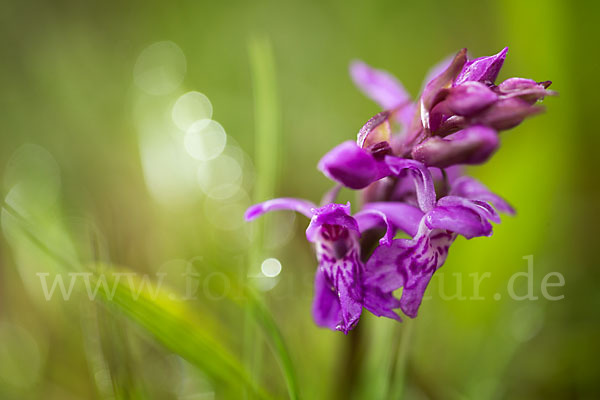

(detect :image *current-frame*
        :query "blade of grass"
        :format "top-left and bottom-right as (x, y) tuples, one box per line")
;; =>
(1, 201), (276, 400)
(242, 287), (300, 400)
(245, 35), (283, 398)
(96, 269), (274, 400)
(387, 319), (414, 399)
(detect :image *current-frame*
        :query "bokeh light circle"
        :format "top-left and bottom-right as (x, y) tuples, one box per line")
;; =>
(184, 120), (227, 161)
(172, 91), (213, 132)
(134, 41), (186, 95)
(261, 258), (282, 277)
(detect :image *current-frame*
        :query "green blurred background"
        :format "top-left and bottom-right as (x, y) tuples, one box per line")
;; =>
(0, 0), (598, 399)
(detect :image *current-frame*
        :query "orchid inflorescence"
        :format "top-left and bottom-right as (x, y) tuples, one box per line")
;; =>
(246, 48), (555, 334)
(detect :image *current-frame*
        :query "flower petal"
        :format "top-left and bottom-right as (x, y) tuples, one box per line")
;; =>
(454, 47), (508, 86)
(353, 209), (395, 246)
(384, 157), (437, 212)
(450, 176), (515, 215)
(411, 125), (499, 168)
(399, 269), (436, 318)
(357, 111), (392, 149)
(306, 202), (358, 242)
(316, 249), (364, 334)
(349, 60), (410, 109)
(420, 49), (468, 130)
(364, 224), (456, 318)
(425, 196), (495, 238)
(445, 81), (498, 116)
(245, 197), (316, 220)
(362, 285), (402, 321)
(497, 77), (556, 104)
(362, 202), (424, 237)
(312, 268), (342, 330)
(363, 239), (411, 293)
(471, 97), (544, 131)
(318, 141), (390, 189)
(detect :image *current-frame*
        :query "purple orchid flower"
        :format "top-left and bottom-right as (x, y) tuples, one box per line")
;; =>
(246, 157), (513, 331)
(245, 199), (414, 333)
(348, 47), (556, 169)
(361, 165), (514, 318)
(244, 47), (550, 334)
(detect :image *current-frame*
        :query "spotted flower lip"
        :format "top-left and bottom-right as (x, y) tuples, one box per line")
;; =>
(246, 199), (401, 333)
(362, 168), (513, 319)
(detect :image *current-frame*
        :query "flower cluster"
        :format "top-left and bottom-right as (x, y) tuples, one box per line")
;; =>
(246, 48), (554, 333)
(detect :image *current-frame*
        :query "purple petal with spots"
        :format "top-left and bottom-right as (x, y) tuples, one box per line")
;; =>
(306, 202), (358, 242)
(364, 221), (456, 318)
(312, 268), (342, 330)
(314, 225), (364, 333)
(363, 284), (402, 321)
(350, 60), (411, 109)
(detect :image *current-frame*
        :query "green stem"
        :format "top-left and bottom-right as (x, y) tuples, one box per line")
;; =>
(244, 35), (282, 398)
(388, 320), (414, 399)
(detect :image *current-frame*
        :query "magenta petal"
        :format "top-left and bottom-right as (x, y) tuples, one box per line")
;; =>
(316, 246), (363, 334)
(498, 77), (556, 104)
(399, 270), (435, 318)
(362, 202), (424, 237)
(354, 209), (395, 246)
(425, 196), (495, 239)
(472, 97), (544, 131)
(306, 202), (358, 242)
(411, 125), (499, 168)
(363, 239), (411, 293)
(357, 111), (391, 148)
(349, 60), (410, 109)
(312, 268), (342, 330)
(363, 285), (402, 321)
(454, 47), (508, 86)
(450, 176), (515, 215)
(245, 197), (316, 220)
(421, 53), (456, 91)
(445, 81), (498, 116)
(384, 157), (437, 212)
(318, 141), (390, 189)
(420, 49), (468, 130)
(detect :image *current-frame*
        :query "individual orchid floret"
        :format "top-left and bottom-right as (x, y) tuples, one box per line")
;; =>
(245, 199), (398, 333)
(362, 165), (513, 318)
